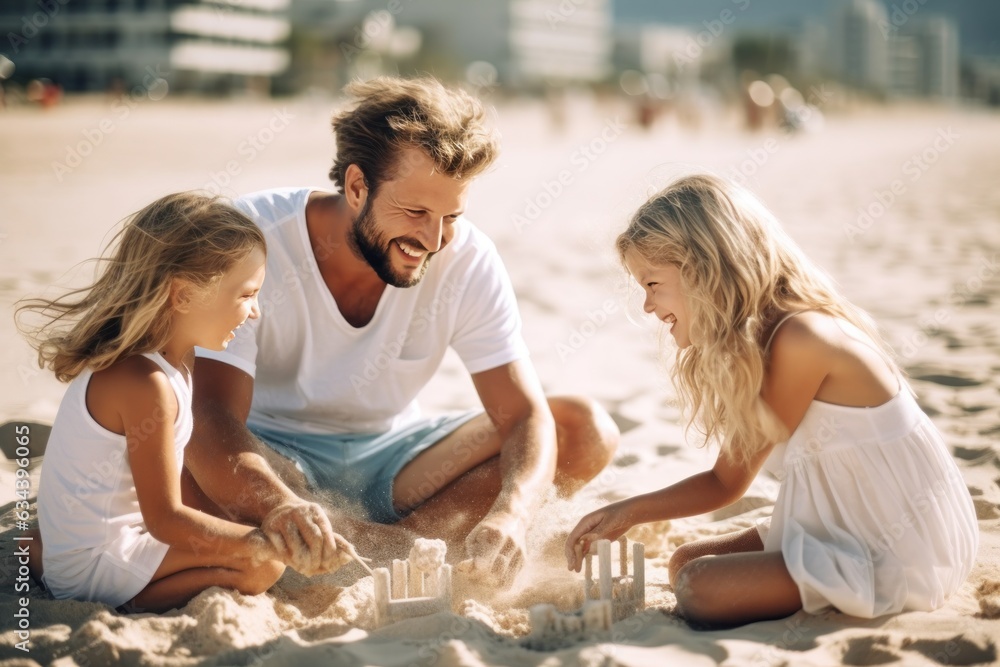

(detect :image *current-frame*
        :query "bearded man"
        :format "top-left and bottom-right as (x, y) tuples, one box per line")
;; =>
(186, 76), (619, 583)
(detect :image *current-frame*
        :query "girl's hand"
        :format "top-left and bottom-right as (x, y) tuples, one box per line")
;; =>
(261, 501), (340, 576)
(245, 528), (281, 565)
(564, 502), (635, 572)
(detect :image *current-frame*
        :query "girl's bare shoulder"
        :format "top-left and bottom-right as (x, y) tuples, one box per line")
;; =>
(87, 355), (178, 432)
(768, 311), (843, 362)
(770, 311), (898, 406)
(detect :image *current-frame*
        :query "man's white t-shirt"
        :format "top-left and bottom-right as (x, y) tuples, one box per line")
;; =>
(197, 187), (529, 435)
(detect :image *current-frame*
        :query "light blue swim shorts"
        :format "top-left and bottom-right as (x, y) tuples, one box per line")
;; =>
(249, 411), (479, 524)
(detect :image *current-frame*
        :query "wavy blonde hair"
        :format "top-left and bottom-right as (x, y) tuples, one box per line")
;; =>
(617, 174), (896, 466)
(16, 192), (265, 382)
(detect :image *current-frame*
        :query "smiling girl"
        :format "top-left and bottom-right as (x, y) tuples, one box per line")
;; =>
(565, 174), (978, 627)
(18, 192), (286, 612)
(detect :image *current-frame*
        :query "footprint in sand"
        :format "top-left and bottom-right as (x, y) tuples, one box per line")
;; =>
(913, 374), (984, 388)
(977, 579), (1000, 619)
(972, 498), (1000, 520)
(952, 446), (996, 464)
(841, 635), (899, 666)
(901, 635), (997, 665)
(979, 424), (1000, 437)
(656, 444), (681, 456)
(608, 411), (642, 436)
(613, 454), (640, 467)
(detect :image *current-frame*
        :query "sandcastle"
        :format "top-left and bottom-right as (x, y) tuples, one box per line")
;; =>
(584, 536), (645, 621)
(526, 599), (613, 646)
(373, 538), (453, 626)
(527, 536), (645, 643)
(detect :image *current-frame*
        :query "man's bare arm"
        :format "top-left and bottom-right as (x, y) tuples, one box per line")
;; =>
(187, 358), (343, 575)
(461, 359), (557, 581)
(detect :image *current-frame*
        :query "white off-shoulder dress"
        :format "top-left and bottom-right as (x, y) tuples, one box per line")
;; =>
(757, 317), (979, 618)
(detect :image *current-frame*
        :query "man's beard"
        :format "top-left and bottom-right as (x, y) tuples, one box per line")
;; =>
(347, 198), (432, 288)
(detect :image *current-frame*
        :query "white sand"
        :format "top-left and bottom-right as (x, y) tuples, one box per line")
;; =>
(1, 94), (999, 666)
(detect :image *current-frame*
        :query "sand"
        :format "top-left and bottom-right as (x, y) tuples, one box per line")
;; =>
(0, 92), (999, 666)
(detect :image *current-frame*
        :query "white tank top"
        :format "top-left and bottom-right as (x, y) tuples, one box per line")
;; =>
(38, 352), (192, 565)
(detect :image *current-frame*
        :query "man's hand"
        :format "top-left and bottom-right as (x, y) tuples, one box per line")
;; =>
(261, 501), (352, 576)
(456, 512), (527, 587)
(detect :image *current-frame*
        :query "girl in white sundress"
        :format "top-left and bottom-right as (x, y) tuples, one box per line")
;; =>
(564, 174), (978, 627)
(18, 193), (289, 612)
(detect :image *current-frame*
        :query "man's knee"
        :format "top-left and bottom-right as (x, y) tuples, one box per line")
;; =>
(550, 395), (619, 475)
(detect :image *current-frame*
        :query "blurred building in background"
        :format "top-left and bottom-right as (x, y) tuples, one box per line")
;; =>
(829, 0), (890, 93)
(826, 0), (958, 100)
(0, 0), (290, 93)
(288, 0), (613, 93)
(0, 0), (989, 108)
(891, 16), (959, 99)
(964, 57), (1000, 106)
(614, 24), (704, 91)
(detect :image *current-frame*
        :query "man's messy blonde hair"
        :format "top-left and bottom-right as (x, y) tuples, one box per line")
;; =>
(617, 174), (897, 466)
(329, 76), (499, 194)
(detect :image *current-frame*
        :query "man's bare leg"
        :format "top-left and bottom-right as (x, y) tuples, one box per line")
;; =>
(394, 396), (619, 556)
(183, 395), (616, 566)
(396, 457), (503, 550)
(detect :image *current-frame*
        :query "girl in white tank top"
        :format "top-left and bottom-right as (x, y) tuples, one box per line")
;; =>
(17, 192), (285, 612)
(565, 174), (977, 627)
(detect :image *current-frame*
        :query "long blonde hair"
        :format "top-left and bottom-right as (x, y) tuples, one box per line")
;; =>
(16, 192), (265, 382)
(617, 174), (896, 465)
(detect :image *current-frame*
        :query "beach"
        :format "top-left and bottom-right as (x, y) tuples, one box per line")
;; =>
(0, 92), (998, 666)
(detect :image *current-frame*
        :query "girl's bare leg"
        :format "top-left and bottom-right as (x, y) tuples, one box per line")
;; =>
(128, 546), (285, 614)
(673, 550), (803, 627)
(668, 526), (766, 584)
(669, 527), (801, 627)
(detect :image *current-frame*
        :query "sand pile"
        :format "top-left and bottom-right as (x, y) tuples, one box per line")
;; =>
(0, 98), (998, 665)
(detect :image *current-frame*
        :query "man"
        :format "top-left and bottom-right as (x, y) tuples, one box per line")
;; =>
(185, 77), (619, 584)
